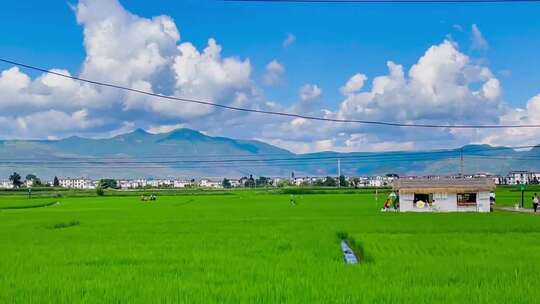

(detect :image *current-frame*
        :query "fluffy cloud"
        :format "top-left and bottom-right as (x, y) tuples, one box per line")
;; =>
(0, 67), (100, 113)
(473, 94), (540, 147)
(299, 84), (322, 102)
(260, 40), (511, 152)
(282, 33), (296, 48)
(76, 0), (180, 85)
(471, 24), (489, 51)
(147, 123), (186, 134)
(0, 0), (537, 154)
(340, 73), (367, 95)
(453, 24), (464, 32)
(0, 109), (103, 139)
(263, 60), (285, 86)
(0, 0), (260, 137)
(337, 40), (502, 124)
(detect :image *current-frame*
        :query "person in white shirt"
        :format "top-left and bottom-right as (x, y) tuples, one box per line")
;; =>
(533, 193), (539, 213)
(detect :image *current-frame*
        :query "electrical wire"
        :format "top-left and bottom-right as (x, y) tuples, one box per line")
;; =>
(0, 144), (535, 163)
(223, 0), (540, 3)
(2, 58), (540, 129)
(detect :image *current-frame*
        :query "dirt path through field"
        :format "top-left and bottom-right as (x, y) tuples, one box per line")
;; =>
(496, 206), (540, 215)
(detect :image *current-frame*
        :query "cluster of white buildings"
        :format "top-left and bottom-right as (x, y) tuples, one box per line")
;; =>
(2, 170), (540, 190)
(59, 178), (97, 189)
(117, 179), (216, 189)
(288, 174), (398, 187)
(503, 171), (540, 185)
(0, 180), (14, 189)
(464, 171), (540, 185)
(55, 178), (238, 190)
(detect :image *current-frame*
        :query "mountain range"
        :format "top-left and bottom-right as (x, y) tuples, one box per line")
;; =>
(1, 128), (539, 179)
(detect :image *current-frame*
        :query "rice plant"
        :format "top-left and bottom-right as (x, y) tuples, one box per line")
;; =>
(0, 190), (538, 303)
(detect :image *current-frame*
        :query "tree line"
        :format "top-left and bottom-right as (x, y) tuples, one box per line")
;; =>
(222, 175), (353, 188)
(7, 172), (61, 188)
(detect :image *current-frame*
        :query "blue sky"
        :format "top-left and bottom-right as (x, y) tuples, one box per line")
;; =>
(0, 0), (539, 152)
(2, 1), (540, 108)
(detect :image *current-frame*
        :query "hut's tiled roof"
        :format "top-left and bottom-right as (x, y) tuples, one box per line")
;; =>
(393, 178), (495, 193)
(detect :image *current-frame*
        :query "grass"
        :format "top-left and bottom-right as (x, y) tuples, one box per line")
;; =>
(48, 220), (80, 230)
(0, 188), (538, 303)
(0, 200), (58, 210)
(495, 185), (540, 208)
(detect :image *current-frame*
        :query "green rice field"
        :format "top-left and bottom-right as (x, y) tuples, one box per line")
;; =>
(1, 187), (539, 303)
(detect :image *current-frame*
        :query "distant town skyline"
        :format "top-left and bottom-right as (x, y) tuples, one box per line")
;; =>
(1, 0), (540, 152)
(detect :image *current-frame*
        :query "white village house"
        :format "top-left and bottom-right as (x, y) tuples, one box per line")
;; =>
(59, 178), (96, 189)
(199, 179), (223, 188)
(393, 178), (495, 213)
(0, 180), (14, 189)
(505, 171), (540, 185)
(173, 180), (194, 188)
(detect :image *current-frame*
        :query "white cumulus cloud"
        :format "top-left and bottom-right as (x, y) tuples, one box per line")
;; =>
(282, 33), (296, 48)
(299, 84), (322, 102)
(471, 24), (489, 51)
(0, 0), (538, 154)
(263, 60), (285, 86)
(340, 73), (368, 95)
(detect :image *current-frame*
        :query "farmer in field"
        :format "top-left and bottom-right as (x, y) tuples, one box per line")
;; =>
(290, 195), (296, 206)
(533, 193), (539, 213)
(389, 192), (398, 210)
(490, 192), (496, 212)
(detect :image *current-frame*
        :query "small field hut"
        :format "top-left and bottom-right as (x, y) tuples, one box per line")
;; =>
(393, 178), (495, 212)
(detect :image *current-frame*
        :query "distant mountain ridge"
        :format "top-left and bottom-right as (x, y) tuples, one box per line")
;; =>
(0, 128), (538, 179)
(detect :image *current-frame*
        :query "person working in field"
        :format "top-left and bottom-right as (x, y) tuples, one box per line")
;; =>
(533, 193), (539, 213)
(290, 195), (296, 206)
(383, 199), (390, 211)
(382, 193), (398, 212)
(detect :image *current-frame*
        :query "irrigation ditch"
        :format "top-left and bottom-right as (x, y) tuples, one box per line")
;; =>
(337, 231), (371, 265)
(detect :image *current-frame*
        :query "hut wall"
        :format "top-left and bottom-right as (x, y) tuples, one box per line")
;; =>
(399, 190), (491, 213)
(456, 191), (490, 212)
(399, 192), (415, 212)
(433, 193), (457, 212)
(477, 191), (491, 212)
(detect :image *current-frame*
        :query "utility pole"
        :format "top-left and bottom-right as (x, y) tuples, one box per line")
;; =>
(519, 183), (526, 208)
(460, 148), (464, 178)
(337, 158), (341, 188)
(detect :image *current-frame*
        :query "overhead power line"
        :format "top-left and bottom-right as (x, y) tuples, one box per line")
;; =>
(6, 152), (540, 169)
(2, 58), (540, 129)
(224, 0), (540, 2)
(0, 155), (462, 169)
(0, 154), (452, 165)
(0, 145), (538, 169)
(0, 144), (536, 164)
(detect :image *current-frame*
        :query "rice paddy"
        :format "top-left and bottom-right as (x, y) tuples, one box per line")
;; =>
(0, 188), (539, 303)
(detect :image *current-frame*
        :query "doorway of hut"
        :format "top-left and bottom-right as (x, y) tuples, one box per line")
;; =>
(413, 193), (432, 208)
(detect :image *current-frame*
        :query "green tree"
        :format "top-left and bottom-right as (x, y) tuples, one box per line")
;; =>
(9, 172), (23, 188)
(25, 174), (42, 186)
(323, 176), (337, 187)
(313, 179), (325, 187)
(96, 186), (105, 196)
(53, 176), (60, 187)
(277, 179), (291, 188)
(222, 178), (232, 189)
(33, 178), (43, 186)
(351, 177), (361, 188)
(256, 176), (271, 187)
(244, 175), (256, 188)
(339, 175), (349, 187)
(99, 179), (118, 189)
